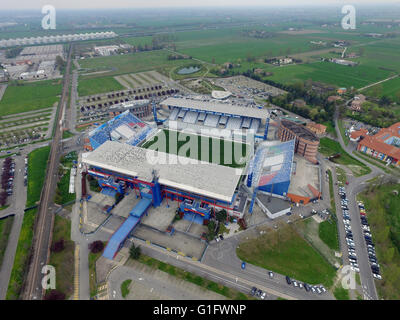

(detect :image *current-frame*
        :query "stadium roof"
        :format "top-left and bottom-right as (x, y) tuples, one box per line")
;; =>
(82, 141), (243, 202)
(161, 97), (269, 120)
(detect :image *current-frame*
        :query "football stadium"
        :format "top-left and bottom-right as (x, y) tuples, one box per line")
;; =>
(81, 96), (318, 260)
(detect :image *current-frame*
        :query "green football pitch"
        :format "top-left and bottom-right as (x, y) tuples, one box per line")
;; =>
(141, 129), (250, 168)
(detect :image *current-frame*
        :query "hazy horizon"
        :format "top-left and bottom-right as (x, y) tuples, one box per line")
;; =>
(1, 0), (400, 11)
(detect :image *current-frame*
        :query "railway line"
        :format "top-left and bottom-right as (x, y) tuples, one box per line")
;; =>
(22, 44), (73, 300)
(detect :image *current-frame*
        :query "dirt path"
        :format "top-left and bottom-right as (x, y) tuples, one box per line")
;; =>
(358, 74), (399, 92)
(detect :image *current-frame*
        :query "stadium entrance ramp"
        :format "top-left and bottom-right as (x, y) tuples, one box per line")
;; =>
(102, 197), (152, 260)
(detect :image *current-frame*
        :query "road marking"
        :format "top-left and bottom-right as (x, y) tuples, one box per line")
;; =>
(73, 244), (80, 300)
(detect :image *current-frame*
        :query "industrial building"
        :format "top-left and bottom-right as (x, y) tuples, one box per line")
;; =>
(0, 31), (117, 48)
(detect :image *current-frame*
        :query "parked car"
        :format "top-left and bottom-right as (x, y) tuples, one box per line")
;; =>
(286, 276), (291, 285)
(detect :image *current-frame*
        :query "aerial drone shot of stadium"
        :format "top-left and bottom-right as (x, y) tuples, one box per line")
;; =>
(80, 95), (317, 261)
(3, 0), (400, 305)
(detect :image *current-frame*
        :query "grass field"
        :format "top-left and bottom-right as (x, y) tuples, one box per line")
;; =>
(364, 76), (400, 102)
(89, 247), (104, 298)
(79, 50), (193, 78)
(0, 216), (14, 267)
(121, 279), (132, 298)
(264, 61), (393, 89)
(48, 215), (74, 299)
(141, 129), (250, 168)
(318, 138), (371, 177)
(77, 76), (125, 97)
(337, 119), (349, 146)
(236, 224), (336, 287)
(6, 209), (36, 300)
(26, 146), (51, 207)
(54, 152), (77, 205)
(319, 219), (339, 251)
(358, 181), (400, 299)
(333, 284), (350, 300)
(0, 80), (62, 117)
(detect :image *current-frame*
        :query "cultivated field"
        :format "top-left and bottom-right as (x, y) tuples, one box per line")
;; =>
(78, 50), (194, 78)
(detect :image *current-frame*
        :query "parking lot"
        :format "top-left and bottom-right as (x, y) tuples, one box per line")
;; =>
(0, 157), (15, 207)
(214, 75), (287, 100)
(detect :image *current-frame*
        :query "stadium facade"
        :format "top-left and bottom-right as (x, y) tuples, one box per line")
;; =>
(81, 98), (303, 260)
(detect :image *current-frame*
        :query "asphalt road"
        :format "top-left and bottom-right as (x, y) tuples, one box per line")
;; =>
(334, 108), (383, 300)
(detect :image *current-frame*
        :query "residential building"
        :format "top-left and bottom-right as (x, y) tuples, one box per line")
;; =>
(306, 122), (327, 135)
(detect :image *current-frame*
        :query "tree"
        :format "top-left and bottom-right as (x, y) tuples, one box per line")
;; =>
(44, 290), (66, 300)
(216, 209), (227, 222)
(89, 240), (104, 254)
(379, 96), (392, 106)
(129, 244), (141, 260)
(51, 239), (65, 253)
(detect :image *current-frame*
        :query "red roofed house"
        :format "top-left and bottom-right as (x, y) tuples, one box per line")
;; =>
(350, 128), (368, 142)
(357, 122), (400, 166)
(349, 94), (366, 112)
(306, 122), (327, 135)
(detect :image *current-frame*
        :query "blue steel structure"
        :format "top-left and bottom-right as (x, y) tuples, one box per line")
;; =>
(247, 140), (295, 207)
(103, 197), (152, 260)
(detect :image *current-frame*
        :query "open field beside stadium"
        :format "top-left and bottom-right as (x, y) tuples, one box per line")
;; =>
(0, 80), (62, 117)
(141, 129), (250, 168)
(77, 75), (125, 97)
(237, 223), (336, 288)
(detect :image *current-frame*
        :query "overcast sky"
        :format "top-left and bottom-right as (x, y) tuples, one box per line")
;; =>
(1, 0), (397, 10)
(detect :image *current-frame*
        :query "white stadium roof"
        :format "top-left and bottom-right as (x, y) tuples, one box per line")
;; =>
(82, 141), (243, 202)
(161, 97), (269, 120)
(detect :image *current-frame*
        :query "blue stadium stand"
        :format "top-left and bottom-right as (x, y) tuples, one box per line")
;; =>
(102, 197), (152, 260)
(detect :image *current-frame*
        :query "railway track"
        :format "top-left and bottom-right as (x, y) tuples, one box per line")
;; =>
(23, 44), (73, 300)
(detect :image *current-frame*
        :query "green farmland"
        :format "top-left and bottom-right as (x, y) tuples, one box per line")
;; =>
(0, 80), (62, 117)
(264, 61), (393, 89)
(79, 50), (193, 78)
(364, 76), (400, 102)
